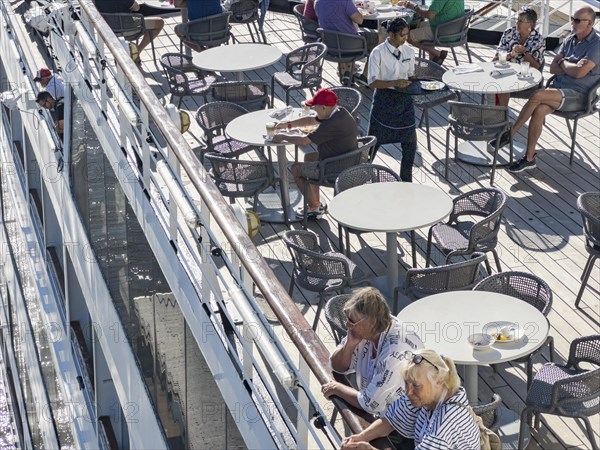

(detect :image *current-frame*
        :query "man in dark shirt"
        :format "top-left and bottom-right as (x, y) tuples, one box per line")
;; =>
(272, 88), (358, 219)
(36, 91), (64, 135)
(95, 0), (164, 57)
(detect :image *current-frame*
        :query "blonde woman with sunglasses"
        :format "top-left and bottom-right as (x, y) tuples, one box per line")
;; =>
(342, 349), (480, 450)
(321, 287), (423, 416)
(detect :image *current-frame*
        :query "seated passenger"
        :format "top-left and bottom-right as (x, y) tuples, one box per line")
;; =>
(34, 68), (64, 100)
(36, 91), (64, 136)
(341, 349), (480, 450)
(321, 287), (423, 415)
(95, 0), (164, 62)
(315, 0), (380, 84)
(494, 8), (545, 106)
(271, 88), (358, 219)
(400, 0), (465, 65)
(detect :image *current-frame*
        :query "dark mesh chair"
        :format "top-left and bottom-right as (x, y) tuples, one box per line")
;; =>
(228, 0), (266, 43)
(293, 4), (319, 44)
(195, 101), (258, 163)
(282, 230), (368, 330)
(547, 77), (600, 164)
(445, 101), (513, 185)
(575, 192), (600, 308)
(160, 53), (225, 107)
(102, 12), (156, 61)
(211, 80), (270, 111)
(177, 12), (232, 52)
(419, 8), (474, 65)
(329, 86), (362, 124)
(517, 335), (600, 450)
(318, 28), (368, 86)
(324, 293), (352, 345)
(393, 252), (486, 313)
(205, 153), (275, 209)
(473, 394), (502, 432)
(300, 136), (375, 228)
(271, 43), (326, 106)
(426, 187), (507, 273)
(474, 271), (555, 389)
(334, 164), (399, 256)
(413, 57), (459, 152)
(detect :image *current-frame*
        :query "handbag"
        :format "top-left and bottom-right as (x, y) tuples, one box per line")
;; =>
(449, 402), (501, 450)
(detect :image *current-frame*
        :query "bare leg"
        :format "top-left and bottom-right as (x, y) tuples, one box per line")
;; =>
(139, 17), (164, 52)
(497, 93), (511, 107)
(292, 152), (320, 209)
(512, 88), (562, 135)
(524, 103), (555, 160)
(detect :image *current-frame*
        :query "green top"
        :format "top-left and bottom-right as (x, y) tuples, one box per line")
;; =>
(428, 0), (465, 35)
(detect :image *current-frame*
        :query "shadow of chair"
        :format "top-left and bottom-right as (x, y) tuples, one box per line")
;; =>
(102, 12), (156, 61)
(419, 7), (474, 65)
(211, 80), (270, 111)
(271, 42), (326, 106)
(445, 101), (513, 185)
(334, 164), (399, 256)
(425, 187), (507, 273)
(283, 230), (369, 330)
(318, 28), (368, 86)
(194, 101), (259, 163)
(205, 152), (275, 209)
(547, 76), (600, 165)
(575, 192), (600, 308)
(413, 57), (459, 152)
(392, 252), (486, 313)
(229, 0), (266, 43)
(293, 4), (319, 44)
(177, 12), (232, 53)
(160, 53), (225, 107)
(300, 136), (376, 229)
(474, 271), (555, 389)
(517, 334), (600, 450)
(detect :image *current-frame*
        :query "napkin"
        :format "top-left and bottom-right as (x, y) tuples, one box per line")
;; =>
(490, 68), (517, 78)
(452, 64), (484, 75)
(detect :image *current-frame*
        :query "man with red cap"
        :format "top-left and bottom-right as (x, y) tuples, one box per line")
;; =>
(271, 88), (358, 219)
(34, 68), (64, 100)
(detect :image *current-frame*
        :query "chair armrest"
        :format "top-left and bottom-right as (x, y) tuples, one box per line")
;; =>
(551, 367), (600, 409)
(568, 334), (600, 368)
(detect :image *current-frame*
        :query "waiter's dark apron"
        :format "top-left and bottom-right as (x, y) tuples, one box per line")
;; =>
(368, 87), (416, 144)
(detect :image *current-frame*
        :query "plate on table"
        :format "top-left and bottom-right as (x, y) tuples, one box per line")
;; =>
(420, 80), (445, 91)
(376, 4), (393, 11)
(467, 333), (495, 351)
(483, 321), (525, 343)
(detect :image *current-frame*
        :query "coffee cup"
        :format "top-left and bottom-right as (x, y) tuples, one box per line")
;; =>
(265, 122), (276, 139)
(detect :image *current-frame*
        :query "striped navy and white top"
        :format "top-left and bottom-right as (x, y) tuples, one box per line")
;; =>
(384, 387), (480, 450)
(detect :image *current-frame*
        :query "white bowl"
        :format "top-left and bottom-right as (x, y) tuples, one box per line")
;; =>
(468, 333), (495, 351)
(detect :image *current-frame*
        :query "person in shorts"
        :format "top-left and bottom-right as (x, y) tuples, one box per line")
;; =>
(271, 88), (358, 219)
(491, 6), (599, 173)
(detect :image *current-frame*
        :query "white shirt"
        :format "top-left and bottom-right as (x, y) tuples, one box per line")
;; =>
(367, 39), (415, 86)
(331, 316), (423, 414)
(46, 75), (65, 100)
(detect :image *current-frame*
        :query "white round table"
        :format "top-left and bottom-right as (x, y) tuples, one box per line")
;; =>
(328, 183), (453, 299)
(397, 290), (549, 449)
(192, 44), (282, 81)
(225, 108), (313, 223)
(442, 62), (542, 167)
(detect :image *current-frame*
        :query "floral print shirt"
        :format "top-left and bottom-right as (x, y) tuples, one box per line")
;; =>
(497, 26), (545, 66)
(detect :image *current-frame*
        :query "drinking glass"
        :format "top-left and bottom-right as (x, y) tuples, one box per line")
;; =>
(498, 51), (507, 64)
(520, 61), (530, 77)
(265, 122), (276, 139)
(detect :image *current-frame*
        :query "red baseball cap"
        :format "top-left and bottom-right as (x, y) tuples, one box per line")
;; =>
(34, 68), (52, 81)
(305, 88), (338, 107)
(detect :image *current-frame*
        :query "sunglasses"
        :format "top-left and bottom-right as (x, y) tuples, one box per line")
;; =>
(571, 16), (590, 24)
(402, 351), (439, 371)
(345, 314), (364, 327)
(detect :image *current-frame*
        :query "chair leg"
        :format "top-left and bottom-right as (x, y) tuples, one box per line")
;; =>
(451, 48), (458, 65)
(425, 227), (434, 267)
(465, 42), (472, 63)
(247, 23), (256, 43)
(270, 78), (276, 107)
(288, 275), (295, 296)
(345, 228), (351, 258)
(575, 255), (597, 308)
(490, 249), (502, 273)
(518, 406), (533, 450)
(580, 254), (594, 281)
(444, 127), (451, 179)
(490, 139), (500, 185)
(424, 108), (432, 152)
(410, 231), (417, 268)
(312, 292), (325, 330)
(484, 256), (493, 275)
(568, 118), (578, 165)
(151, 41), (156, 64)
(581, 416), (600, 450)
(302, 182), (309, 229)
(177, 96), (183, 108)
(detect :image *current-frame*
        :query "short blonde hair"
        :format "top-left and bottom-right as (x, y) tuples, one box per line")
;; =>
(343, 287), (391, 335)
(402, 349), (461, 395)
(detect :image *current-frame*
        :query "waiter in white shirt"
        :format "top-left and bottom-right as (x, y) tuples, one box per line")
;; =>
(367, 18), (417, 182)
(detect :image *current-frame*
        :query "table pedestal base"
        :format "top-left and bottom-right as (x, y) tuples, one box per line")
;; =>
(497, 407), (530, 450)
(249, 187), (303, 224)
(456, 141), (526, 167)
